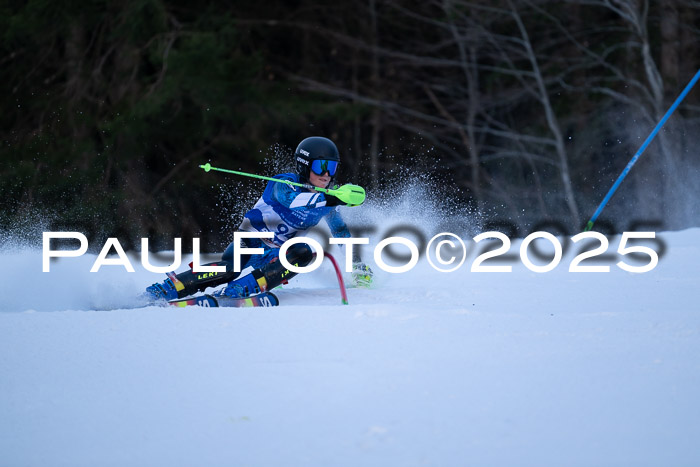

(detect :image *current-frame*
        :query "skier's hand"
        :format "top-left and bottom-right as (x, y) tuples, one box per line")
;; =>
(323, 193), (347, 207)
(334, 184), (365, 206)
(352, 262), (373, 288)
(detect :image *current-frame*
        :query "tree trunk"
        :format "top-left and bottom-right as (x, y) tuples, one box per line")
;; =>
(369, 0), (382, 191)
(510, 1), (580, 227)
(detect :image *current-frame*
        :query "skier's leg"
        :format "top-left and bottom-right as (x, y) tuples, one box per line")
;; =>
(145, 260), (238, 300)
(220, 243), (315, 297)
(145, 240), (255, 300)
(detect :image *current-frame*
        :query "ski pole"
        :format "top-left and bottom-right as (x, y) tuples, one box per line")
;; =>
(199, 163), (366, 206)
(584, 68), (700, 232)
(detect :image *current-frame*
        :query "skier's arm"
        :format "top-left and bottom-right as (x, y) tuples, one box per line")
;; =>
(270, 180), (330, 210)
(325, 208), (353, 242)
(325, 208), (374, 288)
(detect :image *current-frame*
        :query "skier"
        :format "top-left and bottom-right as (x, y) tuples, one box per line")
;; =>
(145, 136), (373, 301)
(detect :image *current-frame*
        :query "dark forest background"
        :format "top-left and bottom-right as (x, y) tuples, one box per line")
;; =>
(2, 0), (699, 251)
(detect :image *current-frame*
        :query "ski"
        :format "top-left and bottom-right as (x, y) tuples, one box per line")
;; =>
(167, 292), (279, 308)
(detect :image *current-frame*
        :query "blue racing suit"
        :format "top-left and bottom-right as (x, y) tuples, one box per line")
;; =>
(148, 172), (364, 300)
(222, 173), (352, 269)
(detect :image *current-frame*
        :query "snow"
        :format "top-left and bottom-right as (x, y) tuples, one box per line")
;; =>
(1, 229), (700, 466)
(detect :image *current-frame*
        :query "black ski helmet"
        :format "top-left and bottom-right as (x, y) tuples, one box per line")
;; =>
(295, 136), (340, 182)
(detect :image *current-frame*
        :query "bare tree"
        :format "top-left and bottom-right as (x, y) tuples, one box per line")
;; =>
(238, 0), (699, 229)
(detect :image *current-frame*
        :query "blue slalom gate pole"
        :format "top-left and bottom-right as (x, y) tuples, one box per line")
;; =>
(584, 69), (700, 232)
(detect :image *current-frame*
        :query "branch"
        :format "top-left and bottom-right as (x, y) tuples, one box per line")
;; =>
(291, 74), (558, 147)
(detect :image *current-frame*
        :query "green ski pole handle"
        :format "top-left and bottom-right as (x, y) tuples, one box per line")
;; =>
(329, 184), (366, 207)
(199, 163), (366, 207)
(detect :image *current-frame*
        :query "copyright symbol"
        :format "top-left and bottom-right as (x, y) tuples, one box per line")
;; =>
(426, 232), (467, 273)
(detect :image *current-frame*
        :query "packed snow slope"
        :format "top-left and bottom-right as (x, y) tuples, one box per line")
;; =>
(1, 229), (699, 466)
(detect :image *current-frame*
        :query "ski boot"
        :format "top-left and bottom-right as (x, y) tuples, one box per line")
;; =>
(215, 271), (264, 298)
(144, 277), (180, 301)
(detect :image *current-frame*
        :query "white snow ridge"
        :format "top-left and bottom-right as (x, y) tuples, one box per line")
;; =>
(1, 229), (700, 466)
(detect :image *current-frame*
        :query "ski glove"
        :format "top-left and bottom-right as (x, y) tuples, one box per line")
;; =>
(352, 262), (373, 288)
(323, 193), (346, 207)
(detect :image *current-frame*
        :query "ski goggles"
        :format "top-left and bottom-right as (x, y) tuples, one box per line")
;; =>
(310, 159), (338, 176)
